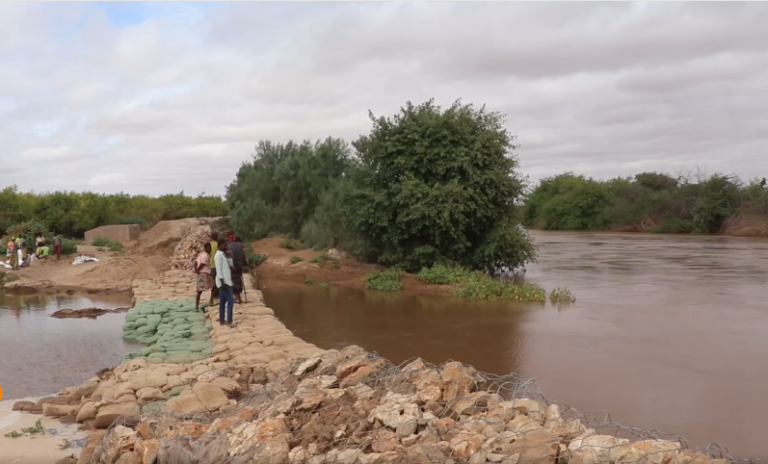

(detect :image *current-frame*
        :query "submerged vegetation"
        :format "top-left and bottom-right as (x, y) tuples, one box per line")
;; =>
(523, 171), (768, 235)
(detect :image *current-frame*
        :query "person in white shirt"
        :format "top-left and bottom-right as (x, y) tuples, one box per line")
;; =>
(214, 239), (235, 325)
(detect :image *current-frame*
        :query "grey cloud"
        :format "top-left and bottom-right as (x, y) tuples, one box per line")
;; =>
(0, 2), (767, 197)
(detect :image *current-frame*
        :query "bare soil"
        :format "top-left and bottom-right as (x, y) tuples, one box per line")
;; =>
(250, 238), (451, 296)
(2, 219), (200, 294)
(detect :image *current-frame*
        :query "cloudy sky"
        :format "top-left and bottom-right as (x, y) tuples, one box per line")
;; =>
(1, 2), (767, 197)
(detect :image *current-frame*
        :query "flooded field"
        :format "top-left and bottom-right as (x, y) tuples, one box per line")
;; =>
(263, 231), (768, 458)
(0, 292), (138, 400)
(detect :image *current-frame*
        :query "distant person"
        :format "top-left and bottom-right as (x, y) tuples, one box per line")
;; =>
(194, 243), (213, 311)
(20, 235), (27, 261)
(7, 237), (17, 269)
(35, 233), (45, 257)
(214, 239), (234, 325)
(228, 236), (245, 304)
(14, 236), (23, 266)
(208, 233), (219, 306)
(53, 233), (62, 261)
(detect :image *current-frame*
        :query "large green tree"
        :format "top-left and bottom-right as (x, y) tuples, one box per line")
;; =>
(343, 99), (536, 272)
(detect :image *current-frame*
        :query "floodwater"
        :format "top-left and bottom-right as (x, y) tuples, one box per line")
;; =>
(263, 231), (768, 459)
(0, 292), (138, 400)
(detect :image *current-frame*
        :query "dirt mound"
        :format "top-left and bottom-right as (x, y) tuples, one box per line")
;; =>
(251, 238), (450, 296)
(134, 219), (200, 257)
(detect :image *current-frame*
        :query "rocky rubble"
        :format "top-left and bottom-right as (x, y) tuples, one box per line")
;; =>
(84, 347), (727, 464)
(168, 223), (214, 270)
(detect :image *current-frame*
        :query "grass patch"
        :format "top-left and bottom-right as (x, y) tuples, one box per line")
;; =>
(303, 277), (316, 284)
(91, 236), (124, 254)
(279, 237), (305, 251)
(417, 264), (467, 285)
(318, 283), (329, 289)
(246, 249), (267, 268)
(417, 263), (573, 303)
(365, 269), (403, 292)
(309, 252), (340, 269)
(289, 256), (303, 265)
(4, 419), (46, 438)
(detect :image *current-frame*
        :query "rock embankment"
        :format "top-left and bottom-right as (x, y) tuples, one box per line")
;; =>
(11, 222), (732, 464)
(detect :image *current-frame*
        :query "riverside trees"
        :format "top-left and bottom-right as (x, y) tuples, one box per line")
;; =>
(226, 99), (537, 273)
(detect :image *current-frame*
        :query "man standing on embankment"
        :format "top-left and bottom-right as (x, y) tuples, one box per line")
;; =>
(208, 232), (219, 307)
(214, 238), (235, 325)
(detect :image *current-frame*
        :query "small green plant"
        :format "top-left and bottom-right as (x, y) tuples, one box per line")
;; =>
(309, 252), (339, 269)
(289, 256), (303, 265)
(452, 271), (547, 302)
(279, 237), (305, 251)
(318, 283), (329, 289)
(246, 249), (267, 267)
(549, 287), (576, 304)
(107, 241), (125, 253)
(5, 418), (47, 438)
(365, 269), (403, 291)
(304, 277), (316, 285)
(417, 264), (467, 285)
(91, 236), (111, 247)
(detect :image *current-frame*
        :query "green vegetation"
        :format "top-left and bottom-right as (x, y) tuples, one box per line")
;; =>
(245, 249), (267, 268)
(4, 419), (46, 438)
(280, 237), (305, 251)
(318, 283), (329, 289)
(289, 256), (303, 264)
(0, 188), (226, 238)
(416, 263), (568, 303)
(227, 99), (536, 279)
(303, 277), (316, 285)
(524, 171), (768, 234)
(91, 236), (124, 254)
(365, 269), (403, 292)
(308, 252), (339, 269)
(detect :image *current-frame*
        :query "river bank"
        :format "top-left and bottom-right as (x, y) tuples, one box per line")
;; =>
(0, 220), (747, 463)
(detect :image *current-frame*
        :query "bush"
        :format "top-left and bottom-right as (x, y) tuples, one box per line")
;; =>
(365, 269), (403, 292)
(279, 237), (305, 251)
(344, 99), (536, 272)
(289, 256), (303, 265)
(453, 271), (546, 302)
(92, 236), (111, 247)
(246, 249), (267, 268)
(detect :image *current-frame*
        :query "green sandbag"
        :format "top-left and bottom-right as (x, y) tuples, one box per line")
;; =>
(123, 331), (137, 339)
(147, 352), (167, 360)
(125, 313), (141, 322)
(147, 314), (162, 324)
(146, 357), (166, 364)
(189, 353), (206, 362)
(141, 401), (166, 414)
(173, 323), (191, 331)
(169, 386), (185, 397)
(189, 334), (207, 341)
(145, 335), (160, 344)
(135, 317), (148, 326)
(136, 325), (152, 335)
(200, 348), (213, 356)
(139, 307), (155, 315)
(174, 331), (191, 338)
(123, 322), (136, 329)
(152, 306), (169, 314)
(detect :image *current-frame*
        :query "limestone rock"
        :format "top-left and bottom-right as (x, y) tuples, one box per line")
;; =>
(93, 401), (140, 429)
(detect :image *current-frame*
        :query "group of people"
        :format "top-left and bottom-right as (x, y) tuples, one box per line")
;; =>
(193, 232), (247, 326)
(4, 233), (62, 269)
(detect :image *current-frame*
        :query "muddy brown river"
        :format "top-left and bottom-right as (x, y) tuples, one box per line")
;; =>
(0, 293), (138, 401)
(263, 231), (768, 459)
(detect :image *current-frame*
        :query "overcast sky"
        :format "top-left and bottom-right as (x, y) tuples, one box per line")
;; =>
(1, 2), (767, 197)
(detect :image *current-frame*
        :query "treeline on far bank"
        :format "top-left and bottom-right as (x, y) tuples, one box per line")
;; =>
(522, 171), (768, 235)
(0, 187), (228, 238)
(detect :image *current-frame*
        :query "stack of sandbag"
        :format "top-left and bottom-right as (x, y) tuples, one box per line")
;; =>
(169, 224), (213, 270)
(122, 298), (213, 364)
